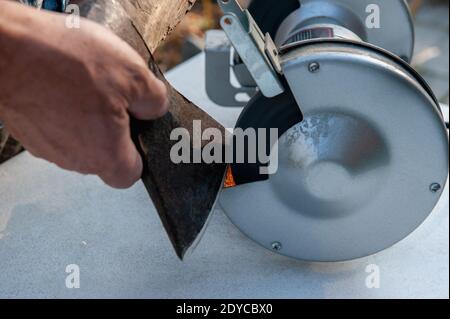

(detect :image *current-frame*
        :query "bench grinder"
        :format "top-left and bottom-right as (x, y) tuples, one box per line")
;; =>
(205, 0), (449, 261)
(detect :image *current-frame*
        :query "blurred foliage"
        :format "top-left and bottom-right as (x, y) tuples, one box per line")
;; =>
(154, 0), (223, 71)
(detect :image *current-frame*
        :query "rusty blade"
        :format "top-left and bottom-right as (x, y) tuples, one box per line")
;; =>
(78, 0), (227, 259)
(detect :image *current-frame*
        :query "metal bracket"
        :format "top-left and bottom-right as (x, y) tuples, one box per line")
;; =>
(205, 30), (257, 107)
(218, 0), (285, 98)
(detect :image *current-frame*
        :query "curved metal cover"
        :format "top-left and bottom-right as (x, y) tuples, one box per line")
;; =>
(274, 0), (414, 61)
(220, 42), (449, 262)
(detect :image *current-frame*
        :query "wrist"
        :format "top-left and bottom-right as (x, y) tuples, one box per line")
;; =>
(0, 3), (20, 76)
(0, 2), (39, 116)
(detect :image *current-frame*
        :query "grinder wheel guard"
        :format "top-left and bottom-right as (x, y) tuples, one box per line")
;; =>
(14, 0), (228, 260)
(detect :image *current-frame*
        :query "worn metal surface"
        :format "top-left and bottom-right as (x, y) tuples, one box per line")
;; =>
(74, 0), (227, 259)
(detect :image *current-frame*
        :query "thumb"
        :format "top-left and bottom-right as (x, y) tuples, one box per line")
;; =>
(129, 68), (169, 120)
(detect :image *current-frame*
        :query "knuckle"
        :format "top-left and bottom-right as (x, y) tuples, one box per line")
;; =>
(154, 82), (169, 107)
(94, 94), (130, 125)
(146, 82), (169, 118)
(99, 151), (140, 189)
(127, 65), (150, 93)
(112, 152), (135, 174)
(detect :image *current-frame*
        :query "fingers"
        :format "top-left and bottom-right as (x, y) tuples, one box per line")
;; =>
(0, 10), (166, 190)
(98, 67), (168, 188)
(98, 133), (144, 189)
(128, 67), (169, 120)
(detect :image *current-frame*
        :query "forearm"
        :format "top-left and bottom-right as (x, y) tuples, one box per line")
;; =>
(0, 1), (66, 118)
(0, 1), (34, 116)
(0, 1), (31, 69)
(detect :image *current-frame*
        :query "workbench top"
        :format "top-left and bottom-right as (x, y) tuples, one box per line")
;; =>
(0, 54), (448, 298)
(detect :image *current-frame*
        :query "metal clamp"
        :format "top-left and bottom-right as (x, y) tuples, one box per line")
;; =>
(218, 0), (284, 98)
(205, 30), (257, 107)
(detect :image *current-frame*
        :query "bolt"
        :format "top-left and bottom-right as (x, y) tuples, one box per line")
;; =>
(308, 62), (320, 73)
(430, 183), (441, 193)
(271, 241), (282, 251)
(223, 17), (232, 25)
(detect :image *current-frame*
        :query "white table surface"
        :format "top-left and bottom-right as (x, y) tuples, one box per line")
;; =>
(0, 54), (448, 299)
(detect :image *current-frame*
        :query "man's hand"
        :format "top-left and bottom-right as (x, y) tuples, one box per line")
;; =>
(0, 1), (168, 188)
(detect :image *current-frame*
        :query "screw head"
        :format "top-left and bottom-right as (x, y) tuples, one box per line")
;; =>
(271, 242), (282, 251)
(223, 17), (232, 25)
(430, 183), (442, 193)
(308, 62), (320, 73)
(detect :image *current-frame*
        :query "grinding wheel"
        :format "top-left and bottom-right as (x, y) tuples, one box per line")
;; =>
(219, 40), (448, 262)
